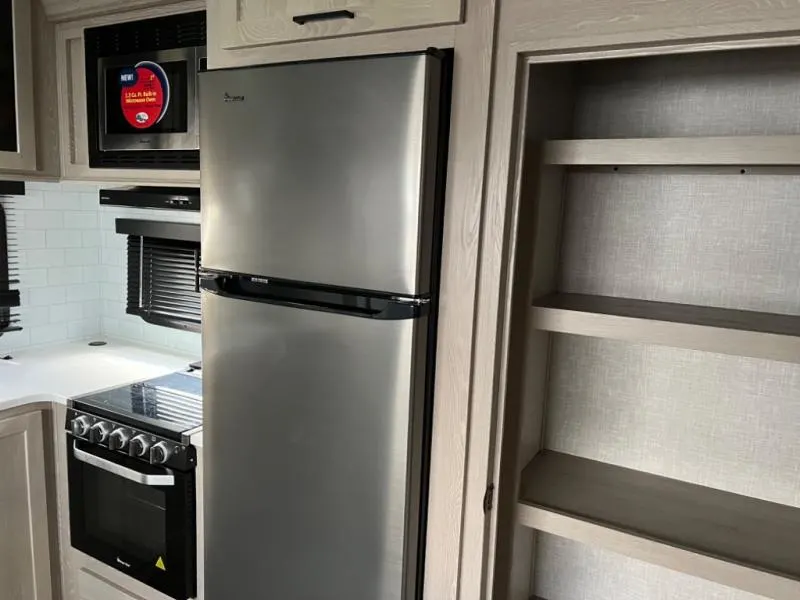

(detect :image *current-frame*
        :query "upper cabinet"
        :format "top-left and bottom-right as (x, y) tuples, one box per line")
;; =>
(216, 0), (464, 50)
(0, 0), (37, 172)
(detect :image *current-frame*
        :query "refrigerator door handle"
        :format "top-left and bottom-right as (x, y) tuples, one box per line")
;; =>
(200, 273), (429, 320)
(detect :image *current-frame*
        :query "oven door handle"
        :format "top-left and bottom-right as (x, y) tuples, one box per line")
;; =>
(73, 443), (175, 486)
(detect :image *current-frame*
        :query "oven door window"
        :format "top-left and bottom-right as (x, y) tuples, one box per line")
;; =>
(68, 439), (195, 600)
(85, 465), (168, 561)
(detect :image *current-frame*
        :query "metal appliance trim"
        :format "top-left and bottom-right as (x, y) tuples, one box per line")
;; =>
(73, 442), (175, 486)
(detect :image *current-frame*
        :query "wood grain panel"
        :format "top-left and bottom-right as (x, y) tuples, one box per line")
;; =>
(533, 293), (800, 363)
(54, 2), (203, 185)
(208, 15), (455, 69)
(0, 410), (52, 600)
(505, 0), (800, 54)
(544, 136), (800, 166)
(40, 0), (188, 23)
(518, 451), (800, 599)
(217, 0), (462, 49)
(424, 2), (499, 600)
(0, 0), (37, 172)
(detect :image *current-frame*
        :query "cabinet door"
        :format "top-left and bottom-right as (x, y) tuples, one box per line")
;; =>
(0, 0), (36, 171)
(0, 410), (52, 600)
(216, 0), (463, 49)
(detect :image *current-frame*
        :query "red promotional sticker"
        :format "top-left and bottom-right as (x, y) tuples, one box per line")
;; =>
(119, 62), (170, 130)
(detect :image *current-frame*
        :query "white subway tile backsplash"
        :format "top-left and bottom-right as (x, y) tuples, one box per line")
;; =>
(47, 266), (84, 286)
(82, 230), (102, 247)
(68, 318), (101, 339)
(1, 181), (202, 355)
(44, 191), (82, 210)
(66, 247), (100, 266)
(64, 211), (99, 229)
(25, 210), (63, 229)
(29, 286), (67, 306)
(16, 230), (46, 249)
(46, 229), (84, 248)
(18, 268), (48, 287)
(23, 248), (65, 268)
(66, 282), (100, 303)
(29, 323), (69, 345)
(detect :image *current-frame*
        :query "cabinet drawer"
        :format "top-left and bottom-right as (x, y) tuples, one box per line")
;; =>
(217, 0), (463, 49)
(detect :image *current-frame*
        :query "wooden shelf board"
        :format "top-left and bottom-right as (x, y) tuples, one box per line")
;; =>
(542, 136), (800, 165)
(532, 293), (800, 363)
(518, 451), (800, 599)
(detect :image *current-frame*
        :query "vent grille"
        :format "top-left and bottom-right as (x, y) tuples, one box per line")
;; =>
(126, 235), (201, 332)
(0, 196), (20, 335)
(85, 11), (206, 57)
(91, 150), (200, 170)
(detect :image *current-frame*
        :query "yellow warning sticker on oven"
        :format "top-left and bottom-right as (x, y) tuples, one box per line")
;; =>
(155, 556), (166, 571)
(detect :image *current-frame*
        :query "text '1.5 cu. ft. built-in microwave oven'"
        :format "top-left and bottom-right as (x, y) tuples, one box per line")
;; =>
(84, 11), (206, 170)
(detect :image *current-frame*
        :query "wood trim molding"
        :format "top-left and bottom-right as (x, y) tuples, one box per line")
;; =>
(476, 3), (800, 597)
(53, 1), (203, 185)
(0, 0), (37, 172)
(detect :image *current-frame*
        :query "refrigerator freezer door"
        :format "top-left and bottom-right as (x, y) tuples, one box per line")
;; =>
(202, 292), (430, 600)
(200, 53), (443, 296)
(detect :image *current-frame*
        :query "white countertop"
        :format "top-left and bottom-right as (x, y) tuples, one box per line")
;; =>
(0, 341), (199, 412)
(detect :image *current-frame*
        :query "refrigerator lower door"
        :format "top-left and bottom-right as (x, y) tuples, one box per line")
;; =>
(203, 292), (430, 600)
(200, 52), (444, 297)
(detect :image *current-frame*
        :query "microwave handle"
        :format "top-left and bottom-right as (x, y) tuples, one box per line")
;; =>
(73, 442), (175, 486)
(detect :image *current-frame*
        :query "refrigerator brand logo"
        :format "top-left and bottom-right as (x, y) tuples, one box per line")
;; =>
(223, 93), (245, 103)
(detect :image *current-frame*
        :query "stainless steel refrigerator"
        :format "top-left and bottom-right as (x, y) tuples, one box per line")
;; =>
(199, 51), (451, 600)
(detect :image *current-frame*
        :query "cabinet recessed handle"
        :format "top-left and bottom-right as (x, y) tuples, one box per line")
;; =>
(293, 9), (355, 25)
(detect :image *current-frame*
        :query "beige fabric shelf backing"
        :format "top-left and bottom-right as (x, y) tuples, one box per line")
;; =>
(532, 293), (800, 363)
(543, 136), (800, 165)
(518, 451), (800, 599)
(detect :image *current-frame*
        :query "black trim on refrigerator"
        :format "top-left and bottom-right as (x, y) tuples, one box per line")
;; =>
(415, 47), (453, 600)
(200, 271), (430, 320)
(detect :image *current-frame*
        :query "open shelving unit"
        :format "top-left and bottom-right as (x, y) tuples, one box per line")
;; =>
(531, 293), (800, 363)
(542, 136), (800, 166)
(491, 45), (800, 600)
(518, 452), (800, 599)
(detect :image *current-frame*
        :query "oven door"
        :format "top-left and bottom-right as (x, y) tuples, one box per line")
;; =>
(67, 436), (196, 600)
(98, 47), (203, 152)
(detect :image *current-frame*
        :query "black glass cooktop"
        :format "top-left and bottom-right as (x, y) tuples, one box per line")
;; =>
(75, 371), (202, 435)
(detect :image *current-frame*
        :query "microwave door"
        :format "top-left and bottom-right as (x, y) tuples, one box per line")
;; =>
(98, 47), (202, 152)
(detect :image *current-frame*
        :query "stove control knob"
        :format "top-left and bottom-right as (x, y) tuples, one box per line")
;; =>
(71, 415), (92, 438)
(108, 428), (130, 451)
(129, 434), (152, 458)
(89, 421), (112, 444)
(150, 442), (173, 465)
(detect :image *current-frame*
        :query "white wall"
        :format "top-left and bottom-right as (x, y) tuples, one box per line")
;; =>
(0, 181), (201, 357)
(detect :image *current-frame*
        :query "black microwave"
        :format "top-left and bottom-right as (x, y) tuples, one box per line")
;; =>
(85, 11), (206, 170)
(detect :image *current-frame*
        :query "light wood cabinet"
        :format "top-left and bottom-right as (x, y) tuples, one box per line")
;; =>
(215, 0), (463, 50)
(474, 3), (800, 599)
(0, 409), (53, 600)
(53, 1), (202, 185)
(0, 0), (37, 172)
